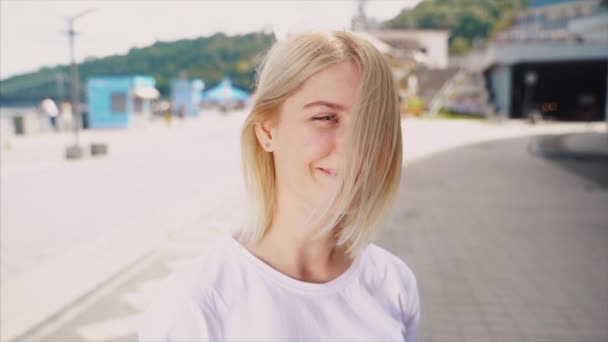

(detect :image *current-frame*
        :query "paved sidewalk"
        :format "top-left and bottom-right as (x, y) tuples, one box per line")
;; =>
(7, 120), (608, 341)
(1, 111), (247, 341)
(26, 129), (608, 342)
(21, 224), (225, 342)
(535, 131), (608, 161)
(532, 132), (608, 187)
(382, 134), (608, 342)
(562, 132), (608, 156)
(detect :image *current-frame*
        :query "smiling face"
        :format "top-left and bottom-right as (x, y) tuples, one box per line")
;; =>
(256, 61), (360, 211)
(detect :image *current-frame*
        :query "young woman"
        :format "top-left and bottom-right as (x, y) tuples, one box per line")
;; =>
(139, 31), (420, 341)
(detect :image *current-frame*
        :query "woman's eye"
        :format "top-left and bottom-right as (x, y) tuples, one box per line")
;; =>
(314, 114), (338, 123)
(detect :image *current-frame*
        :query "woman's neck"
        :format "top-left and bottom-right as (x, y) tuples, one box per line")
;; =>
(245, 192), (352, 283)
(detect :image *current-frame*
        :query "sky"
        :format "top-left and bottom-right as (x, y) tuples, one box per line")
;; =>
(0, 0), (421, 80)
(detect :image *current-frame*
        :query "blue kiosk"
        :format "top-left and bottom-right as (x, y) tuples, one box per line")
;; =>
(170, 79), (205, 117)
(87, 76), (159, 129)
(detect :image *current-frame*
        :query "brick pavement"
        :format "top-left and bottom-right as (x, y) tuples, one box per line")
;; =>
(381, 134), (608, 342)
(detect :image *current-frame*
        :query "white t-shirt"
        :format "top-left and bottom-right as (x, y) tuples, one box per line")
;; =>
(138, 234), (421, 341)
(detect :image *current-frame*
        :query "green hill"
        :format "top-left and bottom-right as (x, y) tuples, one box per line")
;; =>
(0, 32), (274, 105)
(1, 1), (534, 105)
(383, 0), (528, 54)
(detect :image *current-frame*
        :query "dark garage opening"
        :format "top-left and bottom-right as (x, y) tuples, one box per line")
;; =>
(511, 59), (607, 121)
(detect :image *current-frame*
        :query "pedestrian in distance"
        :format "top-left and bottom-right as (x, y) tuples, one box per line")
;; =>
(164, 103), (173, 126)
(59, 100), (73, 131)
(139, 30), (421, 342)
(39, 98), (59, 131)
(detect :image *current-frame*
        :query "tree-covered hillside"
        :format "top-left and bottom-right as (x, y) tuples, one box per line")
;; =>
(0, 32), (274, 105)
(1, 1), (537, 105)
(383, 0), (528, 54)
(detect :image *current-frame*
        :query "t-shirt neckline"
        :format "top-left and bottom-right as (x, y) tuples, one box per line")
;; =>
(227, 234), (365, 295)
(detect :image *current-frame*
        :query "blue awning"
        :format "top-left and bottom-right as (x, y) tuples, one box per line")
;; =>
(202, 78), (250, 102)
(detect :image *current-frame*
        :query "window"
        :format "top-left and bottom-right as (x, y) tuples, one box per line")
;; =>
(111, 92), (127, 113)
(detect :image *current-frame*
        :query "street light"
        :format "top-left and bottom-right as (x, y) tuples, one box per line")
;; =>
(65, 8), (95, 159)
(524, 71), (540, 123)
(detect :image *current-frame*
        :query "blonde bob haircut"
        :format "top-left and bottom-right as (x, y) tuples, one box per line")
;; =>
(238, 31), (402, 256)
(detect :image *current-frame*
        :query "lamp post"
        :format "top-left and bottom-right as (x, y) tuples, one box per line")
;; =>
(65, 8), (95, 159)
(524, 71), (539, 123)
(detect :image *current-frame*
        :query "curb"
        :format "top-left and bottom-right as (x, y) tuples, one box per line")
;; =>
(531, 133), (608, 163)
(0, 224), (165, 342)
(10, 252), (158, 342)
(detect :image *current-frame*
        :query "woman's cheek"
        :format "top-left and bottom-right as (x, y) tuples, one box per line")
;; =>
(302, 130), (335, 159)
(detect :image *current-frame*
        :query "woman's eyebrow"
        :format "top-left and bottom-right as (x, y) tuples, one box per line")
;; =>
(302, 100), (347, 111)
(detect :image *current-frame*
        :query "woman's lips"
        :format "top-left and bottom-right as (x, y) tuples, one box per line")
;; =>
(318, 168), (338, 178)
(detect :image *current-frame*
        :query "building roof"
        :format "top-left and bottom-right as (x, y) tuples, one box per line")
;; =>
(352, 32), (393, 54)
(528, 0), (584, 8)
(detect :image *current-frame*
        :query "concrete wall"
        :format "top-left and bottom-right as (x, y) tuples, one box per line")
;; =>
(493, 42), (608, 64)
(488, 65), (513, 116)
(371, 30), (450, 69)
(569, 12), (608, 43)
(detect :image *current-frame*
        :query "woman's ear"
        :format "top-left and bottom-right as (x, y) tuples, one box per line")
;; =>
(254, 119), (275, 152)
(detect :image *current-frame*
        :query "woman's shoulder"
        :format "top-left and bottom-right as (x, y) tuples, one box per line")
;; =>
(362, 243), (418, 293)
(360, 243), (421, 336)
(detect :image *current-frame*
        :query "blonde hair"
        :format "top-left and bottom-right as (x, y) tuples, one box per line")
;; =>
(238, 31), (402, 256)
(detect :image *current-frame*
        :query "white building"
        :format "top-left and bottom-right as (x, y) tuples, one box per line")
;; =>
(370, 30), (450, 69)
